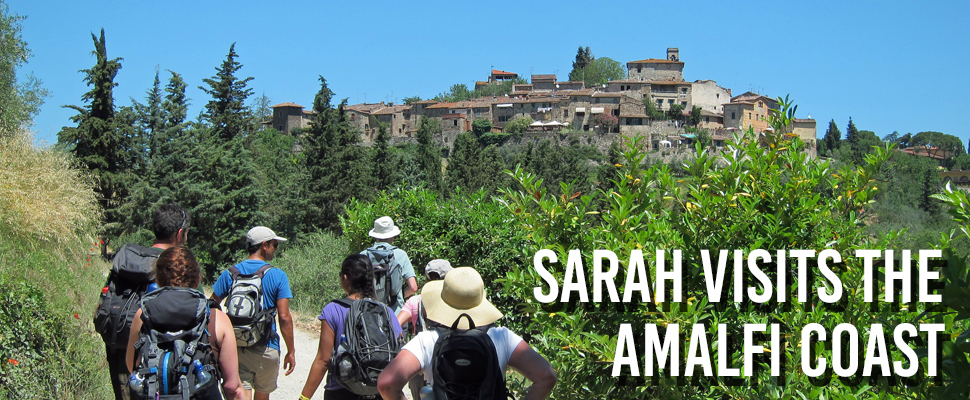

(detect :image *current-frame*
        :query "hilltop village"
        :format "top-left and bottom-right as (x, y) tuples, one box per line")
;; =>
(265, 48), (817, 154)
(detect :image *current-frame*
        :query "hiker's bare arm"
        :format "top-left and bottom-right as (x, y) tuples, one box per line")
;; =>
(208, 293), (222, 302)
(300, 320), (335, 398)
(404, 276), (418, 298)
(377, 349), (421, 400)
(396, 308), (412, 328)
(213, 310), (245, 400)
(126, 308), (143, 373)
(277, 298), (296, 375)
(507, 341), (557, 400)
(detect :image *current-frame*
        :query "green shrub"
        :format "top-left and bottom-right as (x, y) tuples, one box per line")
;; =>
(341, 186), (528, 323)
(499, 129), (952, 399)
(270, 232), (347, 322)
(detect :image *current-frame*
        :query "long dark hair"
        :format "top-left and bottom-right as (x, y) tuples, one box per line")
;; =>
(341, 254), (375, 299)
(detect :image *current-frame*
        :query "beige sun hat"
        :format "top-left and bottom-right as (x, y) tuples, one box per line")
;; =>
(421, 267), (502, 329)
(368, 216), (401, 239)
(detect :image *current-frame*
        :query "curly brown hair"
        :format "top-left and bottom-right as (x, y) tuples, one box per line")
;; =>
(154, 246), (201, 288)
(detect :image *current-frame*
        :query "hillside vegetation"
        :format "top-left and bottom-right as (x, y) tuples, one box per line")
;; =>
(0, 130), (113, 399)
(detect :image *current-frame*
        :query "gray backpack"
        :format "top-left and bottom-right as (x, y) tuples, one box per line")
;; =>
(223, 264), (276, 347)
(365, 244), (404, 309)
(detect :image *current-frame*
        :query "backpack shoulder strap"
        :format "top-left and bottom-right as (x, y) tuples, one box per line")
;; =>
(254, 263), (274, 278)
(229, 265), (241, 280)
(333, 297), (354, 309)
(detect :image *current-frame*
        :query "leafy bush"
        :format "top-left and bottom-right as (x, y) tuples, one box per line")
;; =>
(270, 232), (347, 322)
(341, 187), (528, 320)
(499, 129), (953, 399)
(504, 117), (532, 134)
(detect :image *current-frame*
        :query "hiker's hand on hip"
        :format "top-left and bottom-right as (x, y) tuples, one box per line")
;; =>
(284, 352), (296, 375)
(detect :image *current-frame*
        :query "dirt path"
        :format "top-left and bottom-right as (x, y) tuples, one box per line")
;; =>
(270, 317), (413, 399)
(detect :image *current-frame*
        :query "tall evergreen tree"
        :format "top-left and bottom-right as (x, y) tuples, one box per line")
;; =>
(302, 76), (373, 231)
(568, 46), (594, 83)
(57, 29), (131, 252)
(132, 69), (163, 174)
(845, 117), (859, 146)
(199, 43), (253, 141)
(372, 122), (393, 191)
(445, 131), (482, 192)
(416, 116), (442, 192)
(821, 119), (841, 155)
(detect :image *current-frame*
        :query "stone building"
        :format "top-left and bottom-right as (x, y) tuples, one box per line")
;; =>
(626, 48), (685, 82)
(266, 102), (313, 134)
(690, 80), (731, 114)
(722, 92), (778, 133)
(531, 74), (557, 91)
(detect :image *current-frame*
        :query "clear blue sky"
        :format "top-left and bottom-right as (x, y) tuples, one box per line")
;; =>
(11, 1), (970, 148)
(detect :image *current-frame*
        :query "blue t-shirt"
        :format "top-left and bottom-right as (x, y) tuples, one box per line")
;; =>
(213, 260), (293, 351)
(319, 300), (402, 391)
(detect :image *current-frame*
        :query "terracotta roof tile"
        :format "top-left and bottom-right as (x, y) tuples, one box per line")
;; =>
(345, 103), (386, 113)
(271, 102), (305, 108)
(532, 74), (556, 80)
(372, 105), (411, 115)
(628, 58), (684, 64)
(492, 69), (517, 76)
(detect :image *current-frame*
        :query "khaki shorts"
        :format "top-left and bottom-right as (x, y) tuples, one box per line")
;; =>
(237, 344), (280, 393)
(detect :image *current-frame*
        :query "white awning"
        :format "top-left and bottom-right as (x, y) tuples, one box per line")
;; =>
(575, 107), (586, 113)
(529, 121), (544, 126)
(591, 107), (605, 114)
(497, 104), (513, 108)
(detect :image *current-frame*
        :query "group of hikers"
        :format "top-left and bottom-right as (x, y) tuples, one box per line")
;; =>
(94, 204), (556, 400)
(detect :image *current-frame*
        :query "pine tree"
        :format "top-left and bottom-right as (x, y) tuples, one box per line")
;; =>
(372, 122), (393, 191)
(57, 29), (132, 252)
(416, 116), (442, 192)
(199, 43), (253, 141)
(162, 70), (189, 131)
(845, 117), (859, 146)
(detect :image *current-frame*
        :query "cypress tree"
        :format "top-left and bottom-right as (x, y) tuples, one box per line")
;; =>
(822, 119), (841, 155)
(57, 29), (132, 252)
(199, 43), (253, 141)
(373, 122), (393, 191)
(445, 131), (482, 192)
(845, 117), (859, 146)
(132, 69), (163, 175)
(302, 76), (373, 231)
(416, 116), (442, 192)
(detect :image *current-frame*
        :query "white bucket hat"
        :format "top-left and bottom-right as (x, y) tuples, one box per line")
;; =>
(368, 216), (401, 239)
(421, 267), (502, 329)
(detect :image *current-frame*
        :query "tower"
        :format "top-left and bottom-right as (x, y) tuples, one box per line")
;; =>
(667, 48), (680, 61)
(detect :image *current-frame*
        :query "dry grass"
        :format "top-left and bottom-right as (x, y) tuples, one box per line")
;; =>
(0, 129), (100, 248)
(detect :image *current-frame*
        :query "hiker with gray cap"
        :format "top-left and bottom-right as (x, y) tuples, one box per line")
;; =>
(377, 267), (557, 400)
(360, 216), (418, 314)
(211, 226), (296, 400)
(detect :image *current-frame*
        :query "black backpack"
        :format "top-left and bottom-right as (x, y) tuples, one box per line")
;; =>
(130, 287), (221, 400)
(329, 297), (401, 397)
(431, 314), (509, 400)
(94, 243), (162, 350)
(222, 264), (276, 347)
(364, 244), (404, 309)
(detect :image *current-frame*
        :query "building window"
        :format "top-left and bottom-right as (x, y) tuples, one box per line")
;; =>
(667, 99), (674, 104)
(681, 101), (687, 106)
(564, 110), (569, 118)
(731, 112), (735, 119)
(656, 99), (663, 107)
(453, 120), (458, 126)
(716, 93), (719, 98)
(748, 113), (752, 119)
(681, 88), (687, 94)
(498, 115), (510, 122)
(705, 116), (709, 123)
(612, 109), (620, 116)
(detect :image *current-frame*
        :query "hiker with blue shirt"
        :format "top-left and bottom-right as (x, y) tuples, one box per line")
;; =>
(210, 226), (296, 400)
(360, 216), (418, 314)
